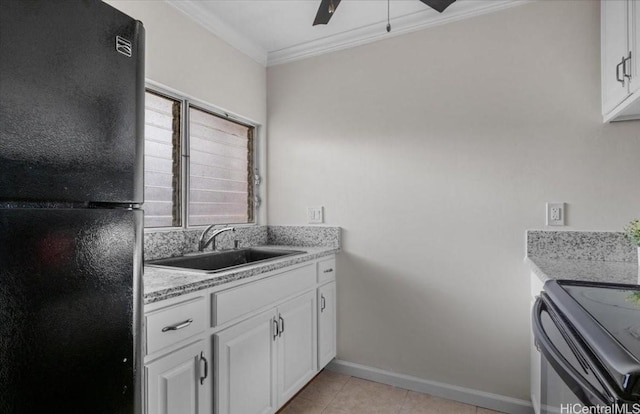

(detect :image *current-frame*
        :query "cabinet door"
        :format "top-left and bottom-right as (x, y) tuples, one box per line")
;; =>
(276, 291), (317, 405)
(630, 0), (640, 94)
(318, 282), (337, 369)
(215, 309), (278, 414)
(146, 340), (210, 414)
(602, 0), (631, 114)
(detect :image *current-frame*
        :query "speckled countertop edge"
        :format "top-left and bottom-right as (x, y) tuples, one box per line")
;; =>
(526, 256), (639, 286)
(143, 245), (339, 304)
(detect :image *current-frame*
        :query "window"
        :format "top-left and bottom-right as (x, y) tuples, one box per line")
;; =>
(143, 89), (256, 228)
(144, 91), (181, 228)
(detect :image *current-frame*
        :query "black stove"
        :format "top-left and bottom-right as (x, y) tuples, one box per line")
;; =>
(563, 283), (640, 359)
(533, 279), (640, 409)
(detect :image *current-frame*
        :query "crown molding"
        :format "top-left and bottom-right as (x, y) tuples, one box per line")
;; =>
(268, 0), (529, 66)
(165, 0), (268, 66)
(165, 0), (530, 68)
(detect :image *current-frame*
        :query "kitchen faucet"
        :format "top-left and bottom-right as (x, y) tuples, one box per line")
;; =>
(198, 225), (235, 252)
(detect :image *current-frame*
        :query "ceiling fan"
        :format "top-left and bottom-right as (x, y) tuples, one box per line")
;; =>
(313, 0), (457, 26)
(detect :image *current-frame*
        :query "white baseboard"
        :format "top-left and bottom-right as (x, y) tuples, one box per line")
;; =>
(326, 359), (534, 414)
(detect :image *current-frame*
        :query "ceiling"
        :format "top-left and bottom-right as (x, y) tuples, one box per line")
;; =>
(166, 0), (525, 67)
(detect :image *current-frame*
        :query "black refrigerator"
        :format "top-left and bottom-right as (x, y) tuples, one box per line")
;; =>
(0, 1), (144, 413)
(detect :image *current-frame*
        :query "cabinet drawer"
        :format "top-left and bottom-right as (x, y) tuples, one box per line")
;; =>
(317, 258), (336, 284)
(213, 264), (315, 326)
(145, 297), (206, 355)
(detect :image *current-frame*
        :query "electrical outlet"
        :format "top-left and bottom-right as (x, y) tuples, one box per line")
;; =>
(546, 202), (565, 226)
(307, 206), (324, 224)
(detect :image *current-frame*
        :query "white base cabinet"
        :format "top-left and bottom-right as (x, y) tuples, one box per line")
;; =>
(318, 281), (337, 369)
(215, 290), (317, 414)
(144, 254), (337, 414)
(277, 291), (318, 404)
(215, 309), (278, 414)
(146, 340), (211, 414)
(529, 274), (544, 414)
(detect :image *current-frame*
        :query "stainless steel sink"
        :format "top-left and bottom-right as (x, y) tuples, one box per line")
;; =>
(145, 247), (305, 273)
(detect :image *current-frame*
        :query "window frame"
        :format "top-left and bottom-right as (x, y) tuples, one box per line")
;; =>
(144, 83), (259, 231)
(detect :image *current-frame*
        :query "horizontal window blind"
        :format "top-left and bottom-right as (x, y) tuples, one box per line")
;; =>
(143, 91), (181, 228)
(188, 107), (252, 226)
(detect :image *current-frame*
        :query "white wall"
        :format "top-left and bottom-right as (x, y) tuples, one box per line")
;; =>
(267, 0), (640, 401)
(105, 0), (268, 223)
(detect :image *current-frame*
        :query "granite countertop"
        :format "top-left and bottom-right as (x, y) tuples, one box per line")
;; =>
(526, 230), (639, 286)
(527, 256), (639, 285)
(143, 245), (338, 304)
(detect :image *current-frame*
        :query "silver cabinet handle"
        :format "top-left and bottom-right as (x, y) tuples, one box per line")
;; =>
(321, 294), (326, 312)
(278, 314), (285, 337)
(323, 268), (334, 274)
(624, 51), (632, 80)
(273, 317), (279, 340)
(199, 352), (208, 385)
(617, 56), (625, 85)
(162, 318), (193, 332)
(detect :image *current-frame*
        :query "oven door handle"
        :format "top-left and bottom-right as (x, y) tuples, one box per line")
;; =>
(532, 295), (610, 406)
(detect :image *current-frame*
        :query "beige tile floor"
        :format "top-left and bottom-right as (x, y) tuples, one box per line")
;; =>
(277, 370), (505, 414)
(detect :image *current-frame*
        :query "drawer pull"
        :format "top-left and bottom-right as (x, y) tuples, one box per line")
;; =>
(161, 318), (194, 332)
(323, 268), (334, 274)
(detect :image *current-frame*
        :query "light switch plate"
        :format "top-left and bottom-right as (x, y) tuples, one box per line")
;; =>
(546, 202), (565, 226)
(307, 206), (324, 224)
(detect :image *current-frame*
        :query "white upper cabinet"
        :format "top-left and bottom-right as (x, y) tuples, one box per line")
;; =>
(602, 0), (640, 122)
(633, 0), (640, 94)
(602, 0), (630, 114)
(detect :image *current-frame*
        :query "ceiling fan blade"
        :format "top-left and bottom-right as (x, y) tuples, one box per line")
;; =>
(313, 0), (342, 26)
(418, 0), (456, 13)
